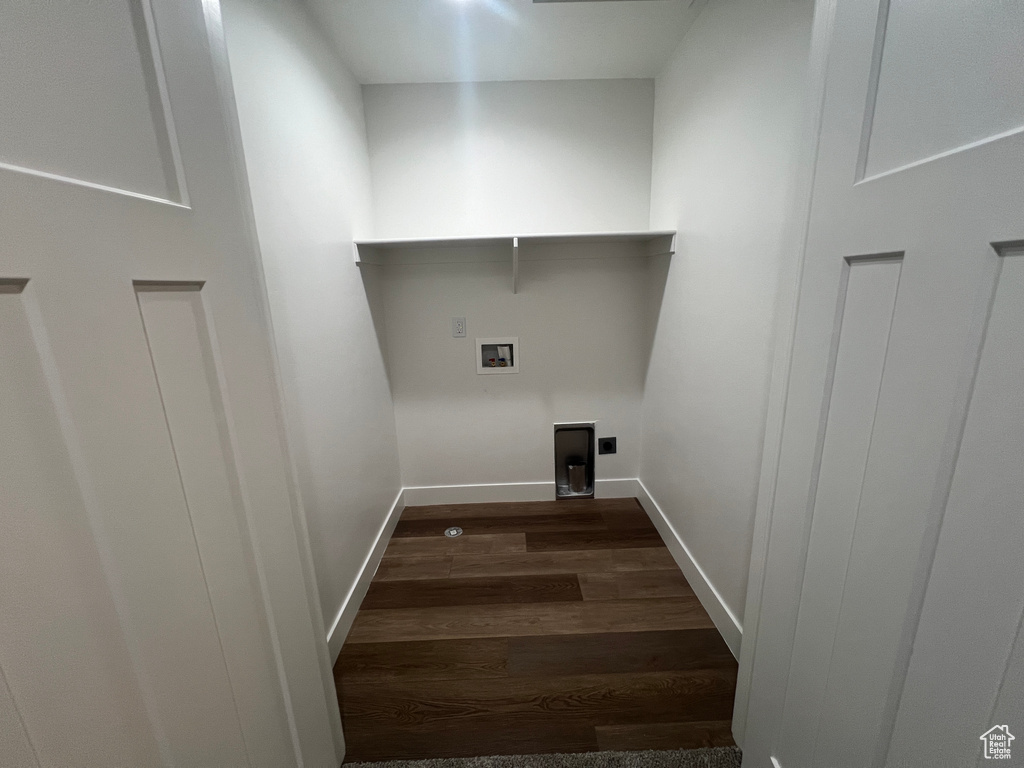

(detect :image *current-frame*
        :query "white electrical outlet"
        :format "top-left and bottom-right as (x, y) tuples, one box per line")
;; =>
(451, 317), (466, 337)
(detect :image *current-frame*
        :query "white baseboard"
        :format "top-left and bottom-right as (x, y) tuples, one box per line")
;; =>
(326, 488), (405, 663)
(635, 479), (743, 658)
(595, 478), (641, 499)
(403, 481), (553, 506)
(402, 479), (641, 506)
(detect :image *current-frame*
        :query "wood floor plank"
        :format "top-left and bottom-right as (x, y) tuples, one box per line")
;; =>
(400, 498), (642, 521)
(373, 556), (452, 582)
(336, 637), (508, 682)
(595, 720), (736, 751)
(336, 498), (737, 762)
(507, 629), (736, 677)
(525, 528), (664, 552)
(361, 574), (583, 610)
(393, 512), (608, 538)
(578, 570), (695, 601)
(345, 597), (714, 644)
(343, 720), (599, 762)
(601, 509), (658, 531)
(340, 668), (737, 730)
(384, 533), (526, 558)
(448, 547), (676, 578)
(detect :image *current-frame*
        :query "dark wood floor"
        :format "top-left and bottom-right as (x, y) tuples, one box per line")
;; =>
(334, 498), (738, 763)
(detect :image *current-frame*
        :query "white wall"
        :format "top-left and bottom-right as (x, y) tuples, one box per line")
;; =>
(222, 0), (401, 639)
(362, 79), (655, 238)
(381, 243), (656, 490)
(641, 0), (813, 628)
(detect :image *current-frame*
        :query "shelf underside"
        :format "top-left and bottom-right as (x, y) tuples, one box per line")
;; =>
(353, 230), (675, 294)
(354, 230), (676, 264)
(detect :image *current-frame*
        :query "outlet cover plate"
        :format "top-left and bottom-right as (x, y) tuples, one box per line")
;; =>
(598, 436), (617, 455)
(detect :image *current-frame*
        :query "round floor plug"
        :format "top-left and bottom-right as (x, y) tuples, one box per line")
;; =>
(444, 526), (463, 538)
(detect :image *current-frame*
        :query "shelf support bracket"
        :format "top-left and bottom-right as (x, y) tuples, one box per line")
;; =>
(646, 232), (676, 258)
(512, 236), (519, 294)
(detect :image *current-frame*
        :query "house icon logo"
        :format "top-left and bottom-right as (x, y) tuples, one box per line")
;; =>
(980, 725), (1014, 760)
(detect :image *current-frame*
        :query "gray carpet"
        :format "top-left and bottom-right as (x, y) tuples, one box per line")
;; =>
(346, 747), (741, 768)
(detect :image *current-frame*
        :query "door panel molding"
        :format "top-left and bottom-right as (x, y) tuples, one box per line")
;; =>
(0, 664), (38, 768)
(135, 281), (293, 765)
(778, 254), (902, 765)
(882, 244), (1024, 766)
(857, 0), (1024, 182)
(0, 0), (189, 206)
(0, 282), (166, 767)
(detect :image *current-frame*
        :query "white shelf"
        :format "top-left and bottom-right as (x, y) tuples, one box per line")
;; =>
(352, 230), (676, 294)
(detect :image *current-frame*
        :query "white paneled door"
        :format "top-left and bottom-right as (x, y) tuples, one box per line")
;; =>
(0, 1), (339, 766)
(740, 0), (1024, 766)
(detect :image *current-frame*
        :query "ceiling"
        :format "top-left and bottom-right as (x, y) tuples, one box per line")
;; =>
(303, 0), (703, 84)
